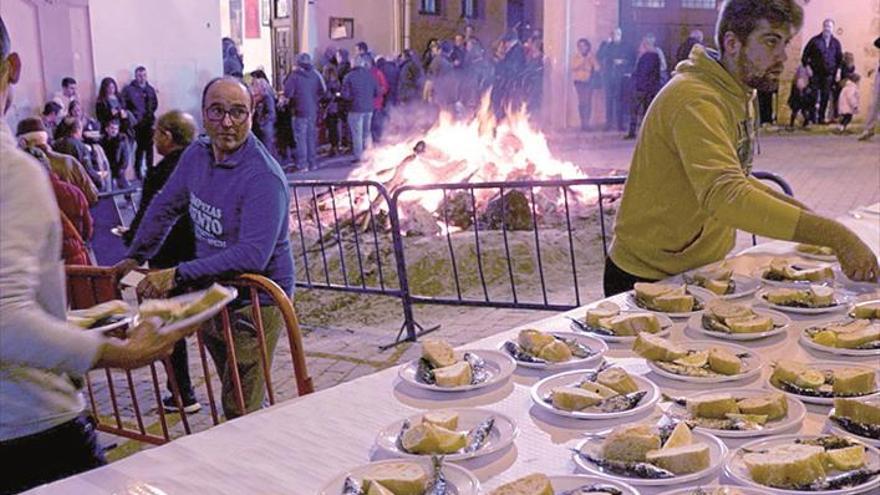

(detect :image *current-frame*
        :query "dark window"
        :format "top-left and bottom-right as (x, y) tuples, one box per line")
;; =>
(681, 0), (716, 8)
(420, 0), (441, 15)
(462, 0), (478, 18)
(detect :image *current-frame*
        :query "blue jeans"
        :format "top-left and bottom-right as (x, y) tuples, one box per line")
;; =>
(292, 116), (317, 169)
(347, 111), (373, 160)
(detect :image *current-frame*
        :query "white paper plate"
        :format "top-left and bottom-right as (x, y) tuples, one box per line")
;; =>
(574, 429), (727, 487)
(689, 308), (791, 341)
(318, 458), (480, 495)
(569, 311), (674, 344)
(797, 251), (838, 263)
(646, 341), (764, 384)
(132, 286), (239, 336)
(800, 321), (880, 357)
(752, 262), (836, 288)
(755, 288), (850, 315)
(767, 360), (880, 406)
(724, 434), (880, 495)
(849, 300), (880, 320)
(678, 273), (762, 300)
(398, 349), (516, 393)
(500, 332), (608, 370)
(530, 368), (660, 420)
(657, 486), (771, 495)
(545, 475), (639, 495)
(375, 408), (518, 461)
(627, 286), (715, 319)
(827, 407), (880, 448)
(663, 388), (806, 438)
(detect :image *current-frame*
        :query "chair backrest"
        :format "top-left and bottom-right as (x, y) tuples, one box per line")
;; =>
(65, 266), (313, 446)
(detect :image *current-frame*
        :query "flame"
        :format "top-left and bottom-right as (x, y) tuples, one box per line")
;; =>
(351, 94), (595, 213)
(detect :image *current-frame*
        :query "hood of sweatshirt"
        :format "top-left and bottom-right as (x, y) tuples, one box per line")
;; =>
(674, 44), (753, 101)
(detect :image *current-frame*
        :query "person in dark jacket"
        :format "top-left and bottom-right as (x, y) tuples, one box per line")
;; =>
(222, 37), (244, 78)
(368, 55), (389, 144)
(249, 72), (277, 158)
(100, 119), (131, 189)
(121, 66), (158, 180)
(283, 53), (324, 171)
(53, 117), (105, 190)
(625, 34), (663, 139)
(491, 31), (527, 119)
(801, 18), (843, 124)
(397, 49), (424, 105)
(95, 77), (133, 137)
(377, 56), (400, 107)
(41, 101), (62, 143)
(342, 54), (380, 162)
(322, 64), (344, 155)
(123, 110), (200, 413)
(675, 29), (704, 65)
(597, 27), (635, 131)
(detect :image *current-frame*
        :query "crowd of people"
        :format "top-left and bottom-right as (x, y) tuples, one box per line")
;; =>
(222, 24), (547, 171)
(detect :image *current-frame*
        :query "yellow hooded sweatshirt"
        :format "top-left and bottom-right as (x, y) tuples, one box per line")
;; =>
(609, 45), (802, 280)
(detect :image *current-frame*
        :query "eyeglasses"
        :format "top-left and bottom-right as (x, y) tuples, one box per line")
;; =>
(205, 105), (250, 124)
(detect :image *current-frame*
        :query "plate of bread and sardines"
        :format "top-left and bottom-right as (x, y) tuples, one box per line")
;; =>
(753, 257), (837, 287)
(627, 283), (714, 319)
(724, 434), (880, 495)
(68, 300), (134, 334)
(827, 397), (880, 448)
(500, 328), (607, 369)
(756, 285), (850, 315)
(768, 360), (880, 406)
(530, 363), (660, 420)
(321, 457), (480, 495)
(398, 339), (516, 393)
(486, 474), (639, 495)
(678, 263), (761, 300)
(800, 314), (880, 357)
(572, 420), (727, 487)
(796, 244), (838, 263)
(375, 408), (517, 462)
(134, 284), (238, 335)
(660, 388), (806, 438)
(569, 301), (674, 344)
(690, 299), (791, 341)
(632, 334), (763, 384)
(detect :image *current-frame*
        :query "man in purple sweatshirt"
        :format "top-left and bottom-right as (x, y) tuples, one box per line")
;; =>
(117, 77), (295, 419)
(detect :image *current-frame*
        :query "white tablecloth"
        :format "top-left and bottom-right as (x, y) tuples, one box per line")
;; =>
(28, 206), (880, 495)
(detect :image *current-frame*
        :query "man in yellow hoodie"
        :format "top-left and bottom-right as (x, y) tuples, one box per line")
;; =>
(605, 0), (878, 296)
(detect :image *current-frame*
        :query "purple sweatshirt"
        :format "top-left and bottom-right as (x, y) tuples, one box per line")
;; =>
(127, 133), (294, 297)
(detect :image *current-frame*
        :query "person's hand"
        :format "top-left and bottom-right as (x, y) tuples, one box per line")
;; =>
(94, 316), (200, 369)
(113, 257), (140, 281)
(137, 268), (177, 299)
(836, 233), (879, 282)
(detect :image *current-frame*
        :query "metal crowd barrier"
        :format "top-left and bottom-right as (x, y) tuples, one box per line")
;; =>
(288, 171), (792, 346)
(66, 266), (313, 446)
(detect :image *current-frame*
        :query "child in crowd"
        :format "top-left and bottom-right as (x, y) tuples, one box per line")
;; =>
(837, 73), (860, 133)
(787, 64), (815, 129)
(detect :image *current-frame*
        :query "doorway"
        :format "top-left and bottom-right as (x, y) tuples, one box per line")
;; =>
(270, 0), (297, 88)
(619, 0), (719, 66)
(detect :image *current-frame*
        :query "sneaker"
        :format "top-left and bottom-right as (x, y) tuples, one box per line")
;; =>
(858, 130), (875, 141)
(162, 394), (201, 414)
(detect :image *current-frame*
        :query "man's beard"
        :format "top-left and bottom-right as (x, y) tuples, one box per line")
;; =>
(738, 53), (781, 92)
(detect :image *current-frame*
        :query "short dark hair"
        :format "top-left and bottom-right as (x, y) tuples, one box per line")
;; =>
(716, 0), (803, 55)
(42, 101), (62, 116)
(62, 77), (76, 88)
(577, 38), (591, 49)
(54, 116), (81, 140)
(0, 16), (10, 60)
(356, 41), (369, 52)
(135, 66), (146, 73)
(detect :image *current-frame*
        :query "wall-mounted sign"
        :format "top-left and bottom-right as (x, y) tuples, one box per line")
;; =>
(330, 17), (354, 40)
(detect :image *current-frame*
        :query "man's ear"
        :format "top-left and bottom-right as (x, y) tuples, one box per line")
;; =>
(722, 31), (742, 57)
(6, 53), (21, 84)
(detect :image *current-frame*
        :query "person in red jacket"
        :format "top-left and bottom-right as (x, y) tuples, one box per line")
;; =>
(23, 146), (93, 265)
(368, 54), (389, 144)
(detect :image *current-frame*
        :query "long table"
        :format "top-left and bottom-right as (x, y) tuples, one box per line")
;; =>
(28, 205), (880, 495)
